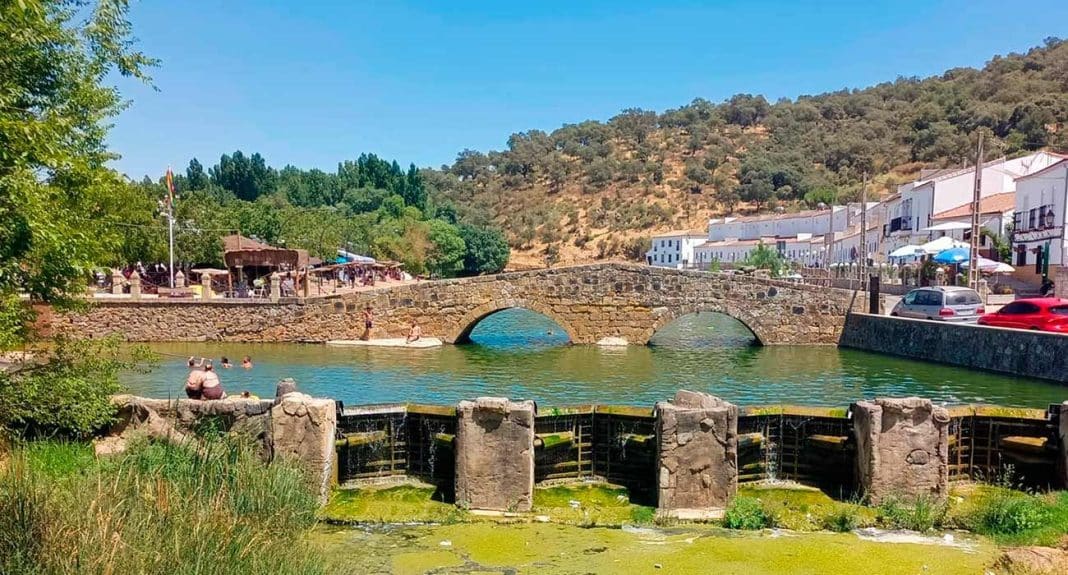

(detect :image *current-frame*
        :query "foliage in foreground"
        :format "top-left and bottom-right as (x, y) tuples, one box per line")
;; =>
(0, 438), (324, 575)
(0, 336), (153, 438)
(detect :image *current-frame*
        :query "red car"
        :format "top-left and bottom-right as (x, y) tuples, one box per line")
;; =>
(977, 298), (1068, 332)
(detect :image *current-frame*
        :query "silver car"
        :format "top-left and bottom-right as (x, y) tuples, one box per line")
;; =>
(890, 286), (984, 322)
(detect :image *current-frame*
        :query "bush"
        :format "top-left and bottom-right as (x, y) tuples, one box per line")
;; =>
(0, 437), (324, 575)
(822, 506), (861, 532)
(969, 492), (1048, 535)
(877, 495), (946, 532)
(723, 497), (770, 530)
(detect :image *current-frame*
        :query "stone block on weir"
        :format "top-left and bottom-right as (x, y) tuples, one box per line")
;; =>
(270, 392), (338, 503)
(454, 397), (535, 512)
(655, 390), (738, 513)
(852, 397), (950, 504)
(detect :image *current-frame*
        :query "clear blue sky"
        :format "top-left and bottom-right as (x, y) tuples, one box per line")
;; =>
(110, 0), (1068, 179)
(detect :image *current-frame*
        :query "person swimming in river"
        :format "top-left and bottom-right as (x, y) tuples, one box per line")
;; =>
(200, 361), (226, 400)
(241, 355), (253, 369)
(221, 357), (232, 369)
(406, 321), (422, 344)
(184, 357), (206, 399)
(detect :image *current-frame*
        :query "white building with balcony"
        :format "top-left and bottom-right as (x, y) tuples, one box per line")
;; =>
(1012, 158), (1068, 277)
(883, 152), (1063, 257)
(646, 230), (706, 268)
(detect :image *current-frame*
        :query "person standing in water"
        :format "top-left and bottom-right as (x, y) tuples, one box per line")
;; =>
(360, 305), (374, 341)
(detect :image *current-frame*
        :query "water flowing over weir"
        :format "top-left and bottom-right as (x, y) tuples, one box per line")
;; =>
(335, 401), (1065, 500)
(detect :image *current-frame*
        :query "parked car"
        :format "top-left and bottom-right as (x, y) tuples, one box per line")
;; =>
(890, 286), (984, 322)
(977, 298), (1068, 332)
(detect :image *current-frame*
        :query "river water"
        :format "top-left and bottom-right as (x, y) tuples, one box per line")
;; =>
(120, 309), (1066, 408)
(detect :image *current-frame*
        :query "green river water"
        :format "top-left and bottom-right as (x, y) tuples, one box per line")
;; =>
(121, 309), (1066, 408)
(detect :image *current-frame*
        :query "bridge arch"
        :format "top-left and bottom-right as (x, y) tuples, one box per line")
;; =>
(446, 299), (581, 344)
(644, 303), (769, 346)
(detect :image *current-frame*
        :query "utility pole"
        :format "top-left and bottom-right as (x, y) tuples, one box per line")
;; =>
(968, 132), (984, 290)
(860, 173), (868, 284)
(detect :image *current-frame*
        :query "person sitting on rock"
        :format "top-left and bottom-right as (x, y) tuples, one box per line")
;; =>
(184, 357), (206, 399)
(200, 362), (226, 400)
(406, 321), (422, 344)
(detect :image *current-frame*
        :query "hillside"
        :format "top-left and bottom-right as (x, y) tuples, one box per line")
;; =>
(427, 37), (1068, 267)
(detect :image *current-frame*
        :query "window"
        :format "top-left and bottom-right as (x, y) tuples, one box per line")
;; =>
(946, 291), (981, 305)
(1050, 306), (1068, 316)
(916, 291), (943, 306)
(1028, 208), (1037, 230)
(999, 302), (1040, 315)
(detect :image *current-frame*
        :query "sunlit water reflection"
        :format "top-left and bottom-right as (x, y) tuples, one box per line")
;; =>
(121, 309), (1066, 408)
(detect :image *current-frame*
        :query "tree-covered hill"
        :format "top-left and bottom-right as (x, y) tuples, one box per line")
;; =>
(426, 37), (1068, 266)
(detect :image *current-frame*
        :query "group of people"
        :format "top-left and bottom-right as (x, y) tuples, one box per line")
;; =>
(184, 355), (254, 400)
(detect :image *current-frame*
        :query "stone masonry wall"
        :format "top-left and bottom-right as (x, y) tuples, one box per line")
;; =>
(852, 397), (950, 504)
(839, 313), (1068, 384)
(655, 391), (738, 514)
(454, 397), (536, 511)
(52, 263), (867, 345)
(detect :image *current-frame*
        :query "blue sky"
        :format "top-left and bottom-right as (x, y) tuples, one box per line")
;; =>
(110, 0), (1068, 179)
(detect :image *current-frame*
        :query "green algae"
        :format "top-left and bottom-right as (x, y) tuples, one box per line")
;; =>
(320, 484), (464, 524)
(533, 484), (654, 526)
(737, 484), (877, 531)
(309, 521), (999, 575)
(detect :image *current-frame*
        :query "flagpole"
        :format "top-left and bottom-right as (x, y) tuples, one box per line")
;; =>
(166, 166), (176, 288)
(168, 202), (175, 289)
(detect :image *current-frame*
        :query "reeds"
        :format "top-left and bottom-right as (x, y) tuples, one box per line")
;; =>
(0, 438), (325, 575)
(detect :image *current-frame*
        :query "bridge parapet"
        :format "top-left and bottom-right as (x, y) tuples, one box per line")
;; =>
(52, 263), (868, 345)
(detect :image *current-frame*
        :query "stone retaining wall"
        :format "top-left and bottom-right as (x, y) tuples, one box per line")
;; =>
(51, 263), (867, 345)
(838, 313), (1068, 384)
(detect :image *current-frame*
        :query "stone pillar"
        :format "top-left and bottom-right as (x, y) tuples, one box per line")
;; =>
(111, 269), (124, 294)
(269, 272), (281, 302)
(454, 397), (535, 512)
(275, 377), (298, 399)
(129, 271), (141, 300)
(270, 392), (337, 503)
(175, 270), (186, 288)
(1060, 401), (1068, 489)
(200, 272), (213, 300)
(852, 397), (950, 504)
(655, 390), (738, 516)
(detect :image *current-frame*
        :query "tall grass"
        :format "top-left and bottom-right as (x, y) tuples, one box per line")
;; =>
(0, 437), (325, 575)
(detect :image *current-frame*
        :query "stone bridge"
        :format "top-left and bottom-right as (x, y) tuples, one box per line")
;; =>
(53, 263), (868, 345)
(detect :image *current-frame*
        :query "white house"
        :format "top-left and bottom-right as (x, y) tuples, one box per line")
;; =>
(884, 152), (1063, 258)
(707, 203), (877, 242)
(1012, 158), (1068, 279)
(646, 230), (706, 268)
(925, 192), (1015, 258)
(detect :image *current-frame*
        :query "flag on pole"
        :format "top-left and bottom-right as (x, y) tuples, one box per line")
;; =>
(165, 167), (175, 207)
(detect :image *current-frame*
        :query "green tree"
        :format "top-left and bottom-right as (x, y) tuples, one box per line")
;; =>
(425, 220), (466, 277)
(209, 151), (277, 201)
(743, 242), (784, 277)
(458, 225), (510, 275)
(186, 158), (208, 190)
(0, 0), (156, 347)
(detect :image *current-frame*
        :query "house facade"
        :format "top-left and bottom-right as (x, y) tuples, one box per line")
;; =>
(1012, 159), (1068, 278)
(646, 231), (707, 269)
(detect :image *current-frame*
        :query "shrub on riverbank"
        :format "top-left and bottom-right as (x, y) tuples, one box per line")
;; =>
(0, 337), (154, 439)
(0, 438), (324, 575)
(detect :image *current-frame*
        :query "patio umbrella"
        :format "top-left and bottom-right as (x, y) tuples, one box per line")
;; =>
(962, 257), (1015, 273)
(932, 247), (970, 264)
(922, 222), (972, 232)
(889, 244), (924, 258)
(920, 236), (969, 254)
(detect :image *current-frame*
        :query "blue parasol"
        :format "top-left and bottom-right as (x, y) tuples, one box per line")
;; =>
(932, 247), (970, 264)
